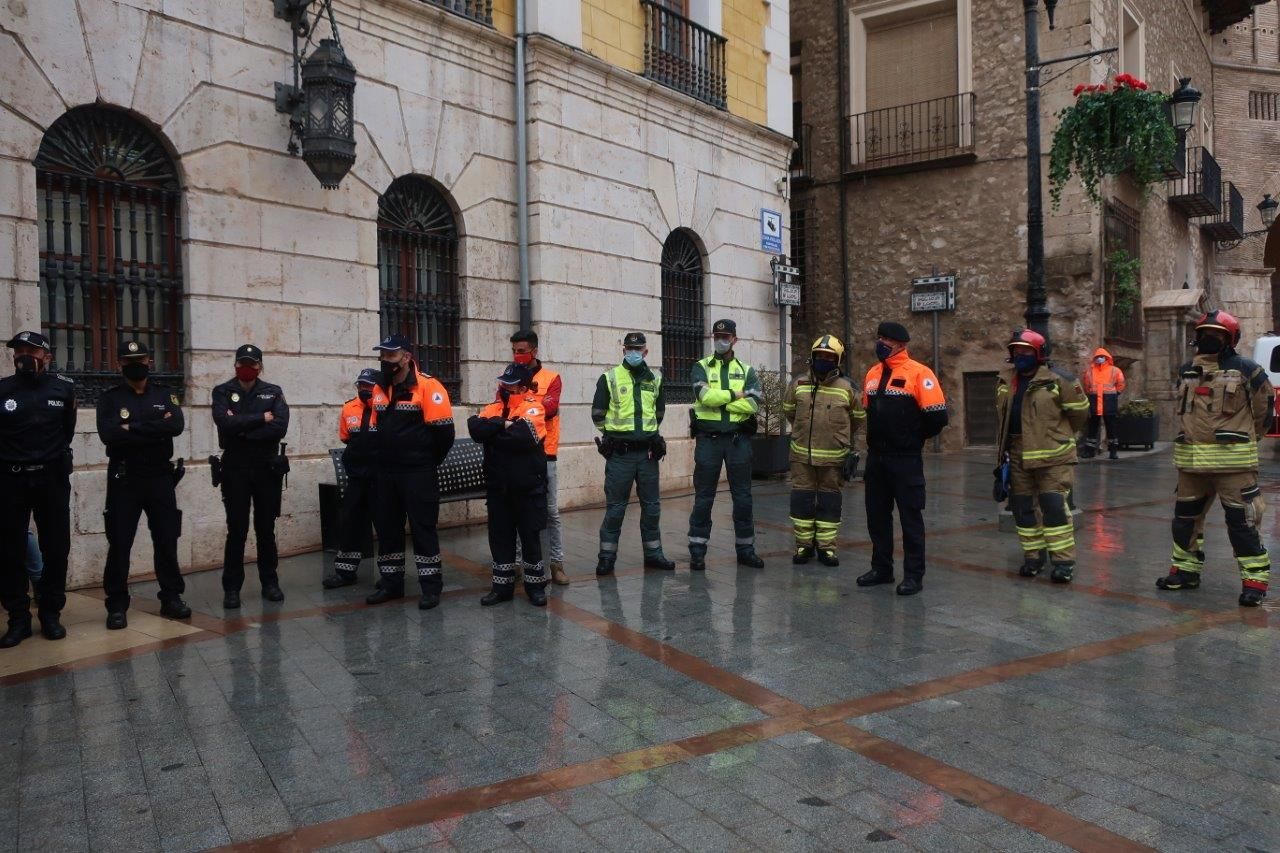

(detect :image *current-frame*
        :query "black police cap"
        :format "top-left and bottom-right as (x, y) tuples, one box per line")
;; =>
(712, 319), (737, 336)
(235, 343), (263, 363)
(623, 332), (646, 347)
(119, 340), (150, 359)
(6, 330), (50, 352)
(876, 321), (911, 343)
(373, 334), (412, 352)
(497, 363), (534, 387)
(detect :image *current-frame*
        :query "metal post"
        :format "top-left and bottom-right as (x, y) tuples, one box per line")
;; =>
(932, 309), (941, 453)
(774, 259), (786, 387)
(1024, 0), (1049, 337)
(515, 0), (532, 332)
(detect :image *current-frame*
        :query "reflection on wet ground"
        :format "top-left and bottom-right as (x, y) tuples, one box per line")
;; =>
(3, 449), (1279, 852)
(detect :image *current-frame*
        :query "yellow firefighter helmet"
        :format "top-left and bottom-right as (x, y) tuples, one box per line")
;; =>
(810, 335), (845, 363)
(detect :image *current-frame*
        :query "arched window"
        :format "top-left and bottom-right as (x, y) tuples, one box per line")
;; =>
(35, 106), (184, 403)
(660, 229), (705, 403)
(377, 176), (461, 398)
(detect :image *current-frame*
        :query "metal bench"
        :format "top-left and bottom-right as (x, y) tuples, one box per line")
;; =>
(319, 437), (487, 551)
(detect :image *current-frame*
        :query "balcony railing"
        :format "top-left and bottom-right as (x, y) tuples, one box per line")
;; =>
(1161, 129), (1187, 179)
(790, 123), (812, 182)
(421, 0), (492, 25)
(1200, 181), (1245, 241)
(641, 0), (726, 110)
(848, 93), (976, 173)
(1169, 146), (1222, 218)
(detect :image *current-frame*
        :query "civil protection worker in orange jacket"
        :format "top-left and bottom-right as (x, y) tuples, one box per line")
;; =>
(469, 363), (550, 607)
(1081, 347), (1126, 459)
(323, 368), (380, 590)
(510, 329), (568, 586)
(367, 334), (455, 610)
(857, 322), (948, 596)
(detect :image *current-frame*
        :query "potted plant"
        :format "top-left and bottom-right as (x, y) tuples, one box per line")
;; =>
(1114, 398), (1159, 450)
(751, 369), (791, 477)
(1049, 74), (1177, 210)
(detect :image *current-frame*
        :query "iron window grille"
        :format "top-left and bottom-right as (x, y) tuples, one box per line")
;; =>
(1103, 200), (1143, 344)
(641, 0), (727, 110)
(1249, 91), (1280, 121)
(660, 229), (705, 404)
(789, 206), (810, 330)
(848, 93), (976, 173)
(421, 0), (493, 26)
(377, 176), (462, 400)
(35, 106), (185, 405)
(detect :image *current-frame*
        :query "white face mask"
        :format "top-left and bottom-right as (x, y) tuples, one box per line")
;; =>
(1094, 357), (1105, 365)
(713, 338), (732, 355)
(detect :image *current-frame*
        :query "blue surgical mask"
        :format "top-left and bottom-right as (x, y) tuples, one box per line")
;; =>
(713, 338), (732, 355)
(623, 350), (644, 367)
(874, 342), (894, 361)
(1013, 354), (1040, 374)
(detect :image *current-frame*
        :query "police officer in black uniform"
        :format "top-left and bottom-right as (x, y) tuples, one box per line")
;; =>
(212, 344), (289, 609)
(97, 340), (192, 629)
(0, 331), (76, 647)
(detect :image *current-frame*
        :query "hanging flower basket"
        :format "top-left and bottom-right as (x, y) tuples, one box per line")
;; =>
(1049, 74), (1176, 210)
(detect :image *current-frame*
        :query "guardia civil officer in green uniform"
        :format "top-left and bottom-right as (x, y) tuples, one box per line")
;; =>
(687, 319), (764, 571)
(592, 332), (673, 575)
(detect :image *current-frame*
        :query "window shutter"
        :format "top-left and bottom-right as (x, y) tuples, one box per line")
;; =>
(865, 10), (958, 111)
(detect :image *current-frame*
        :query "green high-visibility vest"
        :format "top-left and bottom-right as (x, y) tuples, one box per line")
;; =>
(603, 365), (661, 435)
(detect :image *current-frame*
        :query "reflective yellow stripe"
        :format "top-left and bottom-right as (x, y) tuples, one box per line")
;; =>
(1240, 568), (1271, 581)
(604, 365), (660, 433)
(852, 410), (867, 419)
(1173, 442), (1259, 469)
(790, 442), (847, 459)
(1023, 440), (1076, 461)
(1171, 543), (1204, 571)
(1061, 400), (1089, 410)
(1237, 554), (1270, 570)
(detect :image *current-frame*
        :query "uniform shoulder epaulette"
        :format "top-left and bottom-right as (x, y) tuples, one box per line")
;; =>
(55, 373), (73, 383)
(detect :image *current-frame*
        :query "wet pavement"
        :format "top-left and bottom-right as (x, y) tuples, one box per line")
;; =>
(3, 448), (1279, 852)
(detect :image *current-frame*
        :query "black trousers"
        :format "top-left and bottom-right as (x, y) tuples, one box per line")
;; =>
(334, 474), (375, 576)
(864, 452), (927, 581)
(373, 465), (442, 595)
(103, 470), (185, 612)
(1087, 414), (1118, 444)
(220, 465), (282, 592)
(487, 487), (547, 591)
(0, 466), (71, 620)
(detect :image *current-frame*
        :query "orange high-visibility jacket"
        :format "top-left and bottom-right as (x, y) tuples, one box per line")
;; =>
(1082, 348), (1126, 416)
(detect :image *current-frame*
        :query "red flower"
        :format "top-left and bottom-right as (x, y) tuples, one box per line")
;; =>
(1136, 81), (1148, 90)
(1116, 73), (1133, 85)
(1074, 83), (1087, 96)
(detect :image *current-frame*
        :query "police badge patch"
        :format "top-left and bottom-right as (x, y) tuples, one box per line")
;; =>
(3, 399), (15, 412)
(230, 393), (240, 403)
(120, 408), (130, 419)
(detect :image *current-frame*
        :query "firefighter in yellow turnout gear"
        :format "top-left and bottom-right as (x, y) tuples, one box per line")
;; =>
(783, 336), (865, 566)
(1159, 310), (1275, 607)
(995, 330), (1090, 583)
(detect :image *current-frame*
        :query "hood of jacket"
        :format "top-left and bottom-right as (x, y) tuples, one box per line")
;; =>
(1092, 348), (1113, 366)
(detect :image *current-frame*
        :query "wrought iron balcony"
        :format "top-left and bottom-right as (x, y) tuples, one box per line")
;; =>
(1161, 129), (1187, 179)
(641, 0), (726, 110)
(847, 93), (976, 174)
(1199, 181), (1245, 241)
(421, 0), (492, 26)
(1168, 146), (1221, 218)
(790, 123), (812, 182)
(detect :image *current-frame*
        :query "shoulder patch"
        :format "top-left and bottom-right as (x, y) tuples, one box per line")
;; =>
(56, 373), (73, 383)
(170, 394), (180, 407)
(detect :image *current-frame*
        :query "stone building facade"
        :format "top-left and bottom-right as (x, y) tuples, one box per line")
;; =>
(0, 0), (792, 586)
(790, 0), (1267, 447)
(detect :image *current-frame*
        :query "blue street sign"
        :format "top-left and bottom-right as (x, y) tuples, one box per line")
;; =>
(760, 209), (783, 253)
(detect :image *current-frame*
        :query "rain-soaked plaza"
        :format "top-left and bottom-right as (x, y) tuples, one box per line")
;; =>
(2, 449), (1278, 853)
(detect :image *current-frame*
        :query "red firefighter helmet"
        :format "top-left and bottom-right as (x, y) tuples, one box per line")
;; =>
(1194, 310), (1241, 346)
(1007, 328), (1047, 363)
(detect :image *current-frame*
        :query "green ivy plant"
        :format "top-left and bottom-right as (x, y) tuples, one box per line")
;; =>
(1049, 74), (1176, 209)
(1106, 248), (1142, 324)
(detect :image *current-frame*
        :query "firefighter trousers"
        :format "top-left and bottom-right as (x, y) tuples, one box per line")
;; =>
(688, 433), (755, 559)
(1171, 470), (1269, 592)
(334, 473), (375, 578)
(103, 469), (184, 613)
(599, 448), (663, 561)
(864, 452), (926, 581)
(0, 467), (71, 620)
(790, 462), (842, 550)
(1008, 442), (1075, 566)
(373, 465), (442, 596)
(488, 486), (547, 593)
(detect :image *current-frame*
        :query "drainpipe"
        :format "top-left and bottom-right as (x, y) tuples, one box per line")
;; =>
(836, 0), (851, 350)
(515, 0), (532, 332)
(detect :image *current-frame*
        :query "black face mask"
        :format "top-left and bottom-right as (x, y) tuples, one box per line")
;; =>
(14, 355), (38, 379)
(812, 358), (837, 377)
(122, 362), (149, 382)
(357, 388), (373, 402)
(380, 360), (402, 384)
(1196, 337), (1225, 355)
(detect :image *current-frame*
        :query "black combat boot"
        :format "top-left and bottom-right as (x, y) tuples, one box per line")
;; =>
(38, 613), (66, 640)
(1049, 563), (1074, 584)
(595, 556), (616, 576)
(1108, 441), (1119, 461)
(106, 612), (128, 630)
(1155, 569), (1200, 591)
(1239, 585), (1267, 607)
(322, 571), (358, 589)
(0, 617), (32, 648)
(366, 581), (405, 605)
(895, 577), (923, 596)
(160, 598), (192, 619)
(644, 554), (675, 571)
(856, 569), (894, 587)
(736, 550), (765, 569)
(792, 546), (814, 565)
(817, 549), (839, 567)
(480, 586), (514, 606)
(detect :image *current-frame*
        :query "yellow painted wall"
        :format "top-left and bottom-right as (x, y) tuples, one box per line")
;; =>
(578, 0), (770, 125)
(581, 0), (646, 73)
(493, 0), (515, 35)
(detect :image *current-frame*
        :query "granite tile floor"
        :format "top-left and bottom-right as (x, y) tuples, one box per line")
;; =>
(3, 448), (1279, 851)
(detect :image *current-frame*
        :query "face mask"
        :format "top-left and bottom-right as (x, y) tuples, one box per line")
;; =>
(812, 358), (837, 377)
(357, 387), (373, 402)
(623, 350), (644, 367)
(380, 359), (402, 383)
(513, 352), (535, 366)
(874, 342), (894, 361)
(235, 364), (260, 383)
(14, 355), (38, 378)
(1094, 356), (1105, 365)
(122, 362), (149, 382)
(1013, 354), (1040, 375)
(1196, 337), (1224, 355)
(713, 338), (732, 356)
